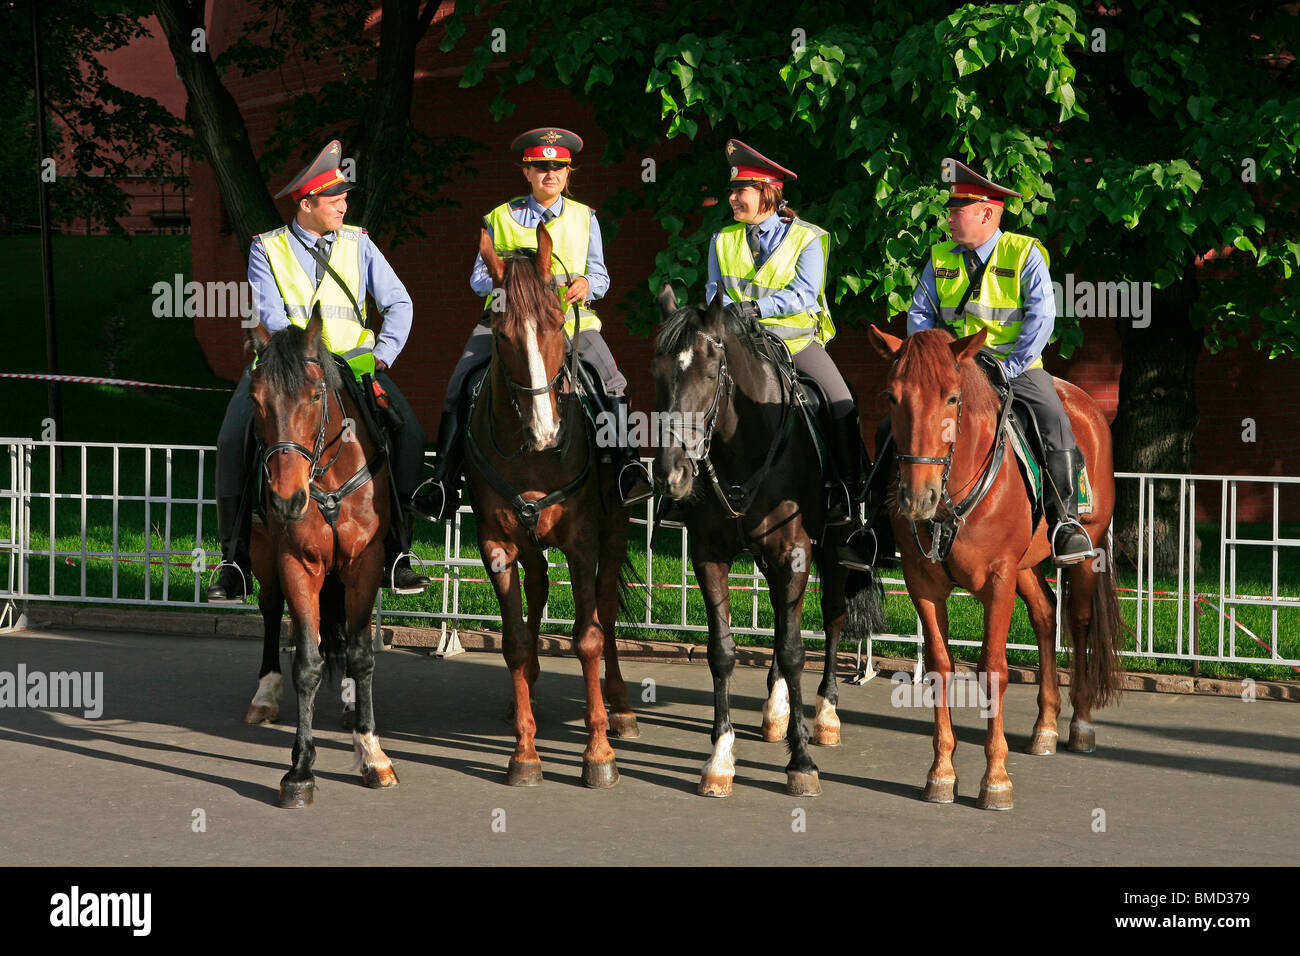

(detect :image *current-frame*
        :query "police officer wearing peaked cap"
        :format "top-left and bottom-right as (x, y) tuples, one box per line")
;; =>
(416, 126), (654, 521)
(700, 139), (868, 528)
(861, 157), (1096, 568)
(208, 140), (433, 602)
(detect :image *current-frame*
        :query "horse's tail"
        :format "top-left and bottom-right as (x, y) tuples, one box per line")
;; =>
(317, 575), (349, 686)
(616, 552), (646, 635)
(1065, 529), (1126, 710)
(843, 567), (887, 644)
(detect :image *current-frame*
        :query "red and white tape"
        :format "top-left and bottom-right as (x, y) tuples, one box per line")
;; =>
(0, 372), (231, 392)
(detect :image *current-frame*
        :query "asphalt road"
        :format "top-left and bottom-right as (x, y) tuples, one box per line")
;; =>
(0, 627), (1296, 866)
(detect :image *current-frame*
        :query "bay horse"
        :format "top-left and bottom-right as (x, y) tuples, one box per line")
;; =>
(868, 325), (1124, 810)
(653, 289), (883, 797)
(467, 224), (638, 789)
(244, 311), (398, 808)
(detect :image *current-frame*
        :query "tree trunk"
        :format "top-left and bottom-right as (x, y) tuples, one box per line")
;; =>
(153, 0), (280, 252)
(1110, 261), (1202, 575)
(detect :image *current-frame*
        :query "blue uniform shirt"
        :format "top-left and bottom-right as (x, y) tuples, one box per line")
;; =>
(705, 214), (825, 319)
(469, 195), (610, 301)
(248, 219), (414, 368)
(907, 227), (1056, 379)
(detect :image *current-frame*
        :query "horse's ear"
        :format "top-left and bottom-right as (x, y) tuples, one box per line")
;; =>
(868, 324), (903, 360)
(245, 322), (271, 356)
(657, 283), (679, 319)
(704, 291), (727, 330)
(950, 329), (988, 365)
(535, 222), (553, 285)
(304, 302), (324, 352)
(480, 228), (505, 284)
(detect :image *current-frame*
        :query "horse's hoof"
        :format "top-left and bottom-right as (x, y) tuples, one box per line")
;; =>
(582, 759), (619, 789)
(922, 776), (957, 804)
(277, 779), (315, 809)
(1026, 730), (1059, 755)
(761, 715), (788, 742)
(361, 764), (399, 789)
(609, 712), (640, 738)
(1068, 723), (1096, 753)
(786, 770), (822, 797)
(244, 703), (277, 724)
(977, 783), (1014, 811)
(698, 773), (734, 798)
(812, 724), (841, 747)
(506, 759), (543, 787)
(340, 708), (356, 732)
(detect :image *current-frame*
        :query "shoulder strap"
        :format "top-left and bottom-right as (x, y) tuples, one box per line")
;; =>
(289, 228), (366, 327)
(953, 252), (992, 320)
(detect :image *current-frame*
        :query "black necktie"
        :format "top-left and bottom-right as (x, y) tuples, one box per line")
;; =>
(314, 238), (328, 285)
(747, 225), (762, 263)
(541, 209), (556, 223)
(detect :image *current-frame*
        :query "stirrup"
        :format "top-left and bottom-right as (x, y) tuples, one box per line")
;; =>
(1050, 518), (1097, 566)
(410, 475), (455, 523)
(824, 480), (854, 527)
(388, 551), (430, 595)
(836, 526), (878, 572)
(655, 496), (687, 529)
(206, 560), (249, 604)
(618, 458), (653, 506)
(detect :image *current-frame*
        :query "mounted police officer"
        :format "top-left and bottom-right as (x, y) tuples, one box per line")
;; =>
(418, 127), (654, 520)
(698, 139), (866, 527)
(855, 157), (1095, 569)
(207, 140), (432, 602)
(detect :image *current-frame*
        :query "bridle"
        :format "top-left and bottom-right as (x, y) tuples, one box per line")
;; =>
(664, 331), (732, 468)
(260, 358), (345, 483)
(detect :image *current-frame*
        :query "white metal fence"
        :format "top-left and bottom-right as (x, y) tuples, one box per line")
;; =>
(2, 437), (1297, 672)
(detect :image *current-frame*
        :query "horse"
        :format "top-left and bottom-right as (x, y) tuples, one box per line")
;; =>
(243, 310), (398, 808)
(868, 325), (1124, 810)
(467, 223), (638, 789)
(653, 289), (884, 797)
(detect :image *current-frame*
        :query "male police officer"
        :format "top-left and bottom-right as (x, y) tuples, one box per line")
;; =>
(858, 157), (1095, 568)
(207, 140), (431, 602)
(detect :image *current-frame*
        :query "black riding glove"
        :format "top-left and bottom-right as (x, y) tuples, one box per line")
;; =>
(724, 300), (761, 324)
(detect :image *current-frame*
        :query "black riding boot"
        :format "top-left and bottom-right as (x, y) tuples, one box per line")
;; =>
(825, 414), (866, 526)
(384, 510), (430, 594)
(413, 410), (465, 522)
(612, 395), (653, 506)
(207, 494), (251, 602)
(1045, 448), (1096, 565)
(838, 431), (897, 571)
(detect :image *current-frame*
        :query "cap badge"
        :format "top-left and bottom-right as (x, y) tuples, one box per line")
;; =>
(730, 166), (738, 178)
(539, 131), (562, 144)
(543, 146), (557, 158)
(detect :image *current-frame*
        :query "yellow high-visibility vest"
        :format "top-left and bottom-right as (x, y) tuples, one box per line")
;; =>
(257, 224), (375, 376)
(931, 232), (1049, 370)
(484, 198), (600, 337)
(714, 219), (834, 356)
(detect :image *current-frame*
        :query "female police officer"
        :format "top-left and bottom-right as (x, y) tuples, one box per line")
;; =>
(418, 127), (653, 519)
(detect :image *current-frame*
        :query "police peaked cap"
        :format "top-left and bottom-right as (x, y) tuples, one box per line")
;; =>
(511, 128), (584, 164)
(274, 140), (355, 202)
(726, 139), (797, 188)
(942, 157), (1021, 207)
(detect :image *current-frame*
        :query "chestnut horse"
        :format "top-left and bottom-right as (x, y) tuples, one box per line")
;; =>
(246, 312), (398, 808)
(467, 224), (637, 789)
(654, 290), (883, 798)
(868, 326), (1123, 810)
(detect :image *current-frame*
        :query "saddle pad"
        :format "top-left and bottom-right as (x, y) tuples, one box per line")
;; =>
(1005, 422), (1092, 515)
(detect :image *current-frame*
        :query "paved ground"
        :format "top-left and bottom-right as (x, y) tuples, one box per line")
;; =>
(0, 627), (1296, 866)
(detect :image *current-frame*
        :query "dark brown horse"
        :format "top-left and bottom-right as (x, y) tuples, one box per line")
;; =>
(654, 290), (883, 797)
(869, 325), (1124, 810)
(467, 224), (637, 789)
(246, 311), (398, 808)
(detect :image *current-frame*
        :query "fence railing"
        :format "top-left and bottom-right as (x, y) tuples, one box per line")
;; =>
(2, 438), (1297, 672)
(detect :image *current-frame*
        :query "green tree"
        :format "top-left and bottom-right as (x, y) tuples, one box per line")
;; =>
(451, 0), (1300, 571)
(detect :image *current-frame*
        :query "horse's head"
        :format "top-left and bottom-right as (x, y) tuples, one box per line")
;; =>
(651, 286), (731, 500)
(246, 308), (340, 524)
(869, 325), (988, 522)
(479, 225), (566, 451)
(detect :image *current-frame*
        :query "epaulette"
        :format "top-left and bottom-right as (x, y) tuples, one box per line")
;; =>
(509, 197), (528, 210)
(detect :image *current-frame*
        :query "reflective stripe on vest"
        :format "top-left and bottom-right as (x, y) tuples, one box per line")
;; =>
(714, 218), (835, 356)
(932, 232), (1049, 370)
(484, 199), (600, 337)
(257, 225), (376, 375)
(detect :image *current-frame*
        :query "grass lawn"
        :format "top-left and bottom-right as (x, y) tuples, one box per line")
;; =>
(3, 237), (1296, 683)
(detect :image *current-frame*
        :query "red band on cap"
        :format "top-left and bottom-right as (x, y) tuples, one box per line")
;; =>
(730, 165), (783, 186)
(523, 145), (571, 161)
(949, 183), (1005, 203)
(292, 169), (345, 201)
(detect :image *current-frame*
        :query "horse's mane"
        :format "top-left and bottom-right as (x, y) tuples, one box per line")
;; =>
(654, 301), (774, 366)
(259, 322), (342, 396)
(497, 249), (564, 337)
(893, 329), (1000, 420)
